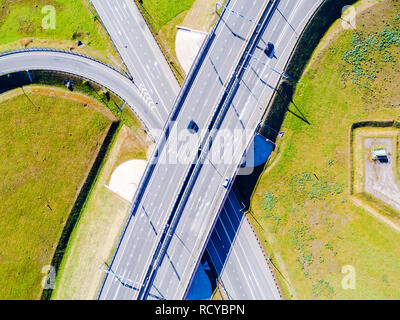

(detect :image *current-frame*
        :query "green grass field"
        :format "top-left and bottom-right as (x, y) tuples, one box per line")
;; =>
(0, 88), (112, 299)
(249, 0), (400, 299)
(140, 0), (195, 30)
(0, 0), (121, 68)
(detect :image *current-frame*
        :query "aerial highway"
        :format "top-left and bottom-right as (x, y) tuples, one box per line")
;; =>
(91, 0), (282, 300)
(0, 1), (279, 300)
(98, 0), (272, 300)
(90, 0), (180, 121)
(141, 0), (325, 299)
(0, 49), (162, 136)
(0, 0), (326, 300)
(0, 0), (181, 139)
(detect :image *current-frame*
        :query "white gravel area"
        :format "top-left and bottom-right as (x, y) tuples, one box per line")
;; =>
(175, 27), (207, 74)
(364, 138), (400, 211)
(107, 159), (147, 203)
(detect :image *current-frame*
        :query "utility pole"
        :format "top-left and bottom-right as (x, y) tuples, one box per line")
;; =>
(118, 101), (126, 114)
(26, 70), (33, 83)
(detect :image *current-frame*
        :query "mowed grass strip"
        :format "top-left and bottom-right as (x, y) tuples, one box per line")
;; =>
(140, 0), (195, 31)
(249, 0), (400, 299)
(0, 0), (121, 68)
(0, 89), (111, 299)
(52, 125), (149, 300)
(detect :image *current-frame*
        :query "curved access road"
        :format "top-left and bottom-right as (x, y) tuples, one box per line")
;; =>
(0, 50), (165, 136)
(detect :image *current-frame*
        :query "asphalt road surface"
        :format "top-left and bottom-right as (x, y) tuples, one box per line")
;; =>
(98, 0), (270, 300)
(91, 0), (284, 300)
(90, 0), (180, 124)
(0, 1), (280, 300)
(0, 0), (325, 300)
(149, 0), (325, 300)
(0, 50), (162, 135)
(205, 192), (281, 300)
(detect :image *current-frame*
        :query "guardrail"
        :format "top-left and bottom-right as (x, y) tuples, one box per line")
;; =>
(132, 0), (186, 83)
(124, 0), (232, 218)
(0, 48), (125, 77)
(180, 0), (280, 300)
(0, 48), (156, 140)
(183, 0), (329, 299)
(97, 0), (233, 299)
(138, 0), (279, 300)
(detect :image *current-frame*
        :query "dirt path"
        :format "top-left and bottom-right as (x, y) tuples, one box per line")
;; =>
(350, 195), (400, 234)
(182, 0), (219, 32)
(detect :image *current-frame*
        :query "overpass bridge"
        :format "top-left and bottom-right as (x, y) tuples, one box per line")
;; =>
(0, 0), (285, 299)
(99, 0), (326, 300)
(0, 0), (326, 300)
(98, 0), (275, 300)
(145, 0), (325, 299)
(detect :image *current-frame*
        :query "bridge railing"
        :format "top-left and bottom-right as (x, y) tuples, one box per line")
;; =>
(183, 0), (329, 299)
(0, 48), (158, 140)
(0, 48), (126, 77)
(97, 0), (233, 299)
(138, 0), (279, 300)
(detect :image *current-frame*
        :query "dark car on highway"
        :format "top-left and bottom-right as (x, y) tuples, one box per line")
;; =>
(187, 120), (199, 134)
(264, 42), (275, 58)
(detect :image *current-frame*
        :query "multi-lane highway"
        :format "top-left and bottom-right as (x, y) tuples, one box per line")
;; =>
(90, 0), (284, 300)
(90, 0), (180, 122)
(0, 0), (327, 300)
(98, 0), (271, 300)
(145, 0), (325, 299)
(205, 192), (281, 300)
(0, 0), (181, 139)
(0, 0), (281, 300)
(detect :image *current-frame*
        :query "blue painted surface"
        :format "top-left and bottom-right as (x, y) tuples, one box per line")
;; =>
(186, 262), (213, 300)
(242, 134), (274, 167)
(186, 136), (274, 299)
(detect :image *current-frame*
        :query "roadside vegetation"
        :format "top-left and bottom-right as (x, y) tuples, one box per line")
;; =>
(52, 125), (149, 300)
(135, 0), (219, 83)
(0, 87), (113, 299)
(0, 0), (124, 71)
(249, 0), (400, 299)
(0, 70), (147, 300)
(0, 70), (145, 133)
